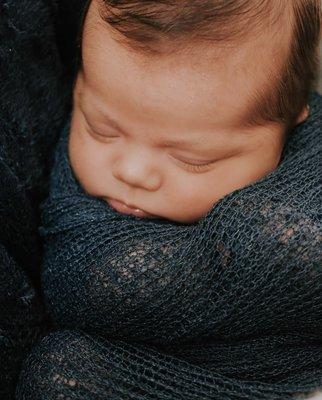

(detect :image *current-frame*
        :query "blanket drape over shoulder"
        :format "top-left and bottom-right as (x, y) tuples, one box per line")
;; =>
(16, 92), (322, 399)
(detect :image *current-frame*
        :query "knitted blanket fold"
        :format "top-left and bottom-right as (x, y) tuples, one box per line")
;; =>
(17, 93), (322, 399)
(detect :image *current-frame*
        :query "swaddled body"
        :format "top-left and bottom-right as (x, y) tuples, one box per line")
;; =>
(16, 93), (321, 399)
(42, 93), (322, 347)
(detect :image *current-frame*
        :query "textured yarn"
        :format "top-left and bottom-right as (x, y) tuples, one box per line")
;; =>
(16, 93), (322, 399)
(0, 1), (75, 397)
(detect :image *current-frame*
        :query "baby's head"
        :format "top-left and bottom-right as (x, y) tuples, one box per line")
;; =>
(69, 0), (321, 224)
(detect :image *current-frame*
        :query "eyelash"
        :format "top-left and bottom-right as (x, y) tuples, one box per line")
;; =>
(88, 128), (119, 140)
(88, 129), (215, 172)
(171, 156), (215, 172)
(185, 162), (214, 172)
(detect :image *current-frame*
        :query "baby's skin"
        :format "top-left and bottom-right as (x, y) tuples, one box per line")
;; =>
(69, 0), (309, 224)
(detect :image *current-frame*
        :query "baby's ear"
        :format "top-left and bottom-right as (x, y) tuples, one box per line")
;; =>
(295, 104), (310, 125)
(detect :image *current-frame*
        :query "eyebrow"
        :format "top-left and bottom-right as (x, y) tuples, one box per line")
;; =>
(96, 108), (205, 148)
(100, 110), (124, 132)
(95, 98), (267, 145)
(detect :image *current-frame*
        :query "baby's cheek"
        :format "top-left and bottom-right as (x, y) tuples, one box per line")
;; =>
(165, 181), (218, 223)
(171, 149), (282, 224)
(69, 131), (108, 198)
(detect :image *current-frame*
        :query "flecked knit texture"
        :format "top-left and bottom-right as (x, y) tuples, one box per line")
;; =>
(0, 1), (77, 397)
(16, 93), (322, 399)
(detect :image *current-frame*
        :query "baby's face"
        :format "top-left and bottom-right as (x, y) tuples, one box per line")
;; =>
(69, 0), (305, 224)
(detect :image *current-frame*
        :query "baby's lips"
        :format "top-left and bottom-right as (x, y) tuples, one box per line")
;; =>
(107, 197), (158, 218)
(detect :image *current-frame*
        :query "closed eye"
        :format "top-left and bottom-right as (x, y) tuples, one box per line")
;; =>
(168, 155), (217, 173)
(86, 125), (120, 140)
(81, 108), (119, 139)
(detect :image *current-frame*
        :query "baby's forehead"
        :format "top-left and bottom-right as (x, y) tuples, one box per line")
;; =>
(80, 0), (294, 127)
(81, 49), (285, 133)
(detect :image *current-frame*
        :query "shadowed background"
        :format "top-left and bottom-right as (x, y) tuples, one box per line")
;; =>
(318, 41), (322, 93)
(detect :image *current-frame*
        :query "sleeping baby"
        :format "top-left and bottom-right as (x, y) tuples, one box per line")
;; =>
(68, 0), (318, 224)
(15, 1), (322, 399)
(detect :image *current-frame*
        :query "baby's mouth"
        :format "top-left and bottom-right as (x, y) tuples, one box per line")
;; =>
(107, 197), (158, 219)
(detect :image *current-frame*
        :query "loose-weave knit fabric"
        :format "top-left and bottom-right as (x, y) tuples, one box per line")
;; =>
(16, 93), (322, 399)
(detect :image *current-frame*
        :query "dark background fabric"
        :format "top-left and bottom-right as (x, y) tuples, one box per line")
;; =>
(0, 0), (85, 397)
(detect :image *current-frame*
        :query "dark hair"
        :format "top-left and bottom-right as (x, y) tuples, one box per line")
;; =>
(78, 0), (321, 128)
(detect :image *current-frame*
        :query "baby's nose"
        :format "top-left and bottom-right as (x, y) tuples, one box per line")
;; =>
(112, 151), (162, 191)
